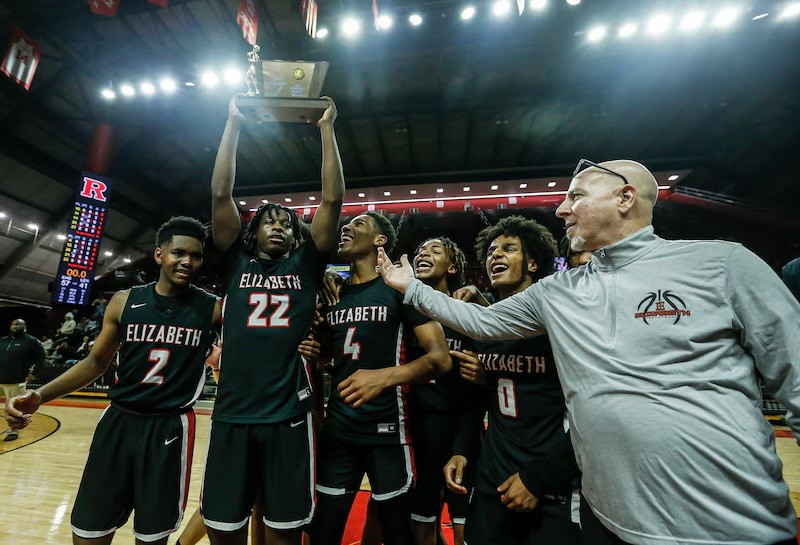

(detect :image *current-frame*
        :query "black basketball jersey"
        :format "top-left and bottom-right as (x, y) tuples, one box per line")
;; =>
(409, 326), (475, 414)
(214, 239), (324, 424)
(473, 335), (567, 494)
(111, 283), (217, 413)
(323, 276), (430, 445)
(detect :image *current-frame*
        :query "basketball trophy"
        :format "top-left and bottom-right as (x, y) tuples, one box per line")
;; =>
(235, 44), (330, 124)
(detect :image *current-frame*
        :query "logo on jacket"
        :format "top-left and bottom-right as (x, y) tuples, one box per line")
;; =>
(634, 290), (691, 325)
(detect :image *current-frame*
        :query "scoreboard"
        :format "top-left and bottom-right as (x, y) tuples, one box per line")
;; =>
(52, 172), (113, 306)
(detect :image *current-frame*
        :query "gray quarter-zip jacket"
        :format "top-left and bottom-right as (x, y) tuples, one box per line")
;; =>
(403, 226), (800, 545)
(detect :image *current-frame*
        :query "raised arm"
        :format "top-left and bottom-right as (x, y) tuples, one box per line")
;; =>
(338, 319), (451, 408)
(5, 291), (127, 429)
(310, 98), (344, 254)
(210, 96), (246, 252)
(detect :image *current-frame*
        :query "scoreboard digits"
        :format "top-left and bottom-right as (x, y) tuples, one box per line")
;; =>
(52, 172), (113, 306)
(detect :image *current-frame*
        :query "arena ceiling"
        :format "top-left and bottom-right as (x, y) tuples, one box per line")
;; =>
(0, 0), (799, 306)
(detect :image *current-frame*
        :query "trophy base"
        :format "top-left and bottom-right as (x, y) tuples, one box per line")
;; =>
(236, 96), (328, 124)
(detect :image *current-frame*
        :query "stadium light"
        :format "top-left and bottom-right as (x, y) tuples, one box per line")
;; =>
(618, 22), (637, 38)
(461, 6), (476, 20)
(140, 81), (156, 95)
(377, 15), (393, 29)
(159, 78), (177, 93)
(647, 14), (671, 35)
(566, 0), (580, 5)
(384, 191), (391, 196)
(100, 88), (116, 100)
(587, 26), (607, 42)
(104, 251), (113, 257)
(680, 11), (705, 31)
(492, 0), (512, 17)
(124, 258), (132, 264)
(712, 8), (740, 27)
(668, 175), (679, 181)
(752, 12), (769, 20)
(779, 3), (800, 19)
(239, 200), (247, 206)
(56, 234), (67, 240)
(316, 27), (329, 38)
(342, 17), (362, 37)
(491, 185), (499, 190)
(409, 13), (423, 25)
(119, 83), (135, 97)
(410, 189), (418, 194)
(224, 68), (242, 86)
(530, 0), (547, 10)
(201, 71), (219, 87)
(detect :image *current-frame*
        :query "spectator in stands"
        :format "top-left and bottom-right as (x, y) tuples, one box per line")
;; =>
(60, 312), (76, 336)
(50, 341), (80, 366)
(91, 296), (107, 319)
(782, 257), (800, 302)
(0, 319), (46, 441)
(76, 336), (93, 359)
(41, 335), (53, 355)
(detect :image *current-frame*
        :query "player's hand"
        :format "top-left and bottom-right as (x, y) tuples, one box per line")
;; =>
(444, 455), (469, 494)
(451, 349), (486, 384)
(313, 303), (325, 328)
(298, 336), (322, 363)
(317, 96), (338, 127)
(498, 472), (538, 512)
(320, 269), (343, 306)
(228, 94), (247, 125)
(338, 369), (390, 408)
(25, 373), (35, 382)
(205, 343), (222, 369)
(452, 285), (491, 307)
(5, 390), (42, 430)
(377, 248), (415, 294)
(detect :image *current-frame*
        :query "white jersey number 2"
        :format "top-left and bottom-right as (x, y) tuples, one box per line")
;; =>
(143, 348), (170, 385)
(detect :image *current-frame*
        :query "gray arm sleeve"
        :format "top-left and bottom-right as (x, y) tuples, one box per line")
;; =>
(726, 246), (800, 436)
(403, 278), (545, 340)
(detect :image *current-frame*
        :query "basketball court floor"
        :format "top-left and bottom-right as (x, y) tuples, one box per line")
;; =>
(2, 402), (800, 544)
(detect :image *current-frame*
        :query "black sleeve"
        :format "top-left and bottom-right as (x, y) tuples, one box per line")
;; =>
(452, 384), (488, 458)
(518, 429), (580, 498)
(28, 337), (47, 375)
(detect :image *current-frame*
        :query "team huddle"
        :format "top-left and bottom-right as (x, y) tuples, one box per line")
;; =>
(5, 95), (800, 545)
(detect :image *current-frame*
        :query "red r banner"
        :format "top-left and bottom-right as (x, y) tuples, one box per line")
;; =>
(1, 27), (40, 91)
(237, 0), (259, 46)
(88, 0), (120, 17)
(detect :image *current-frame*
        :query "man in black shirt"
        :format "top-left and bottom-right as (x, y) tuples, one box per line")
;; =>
(0, 318), (45, 441)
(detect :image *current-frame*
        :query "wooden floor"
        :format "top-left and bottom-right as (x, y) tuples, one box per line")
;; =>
(2, 405), (800, 544)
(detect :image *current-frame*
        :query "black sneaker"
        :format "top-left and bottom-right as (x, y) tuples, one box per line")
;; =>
(4, 432), (19, 441)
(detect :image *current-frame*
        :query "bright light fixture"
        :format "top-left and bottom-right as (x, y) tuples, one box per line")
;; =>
(342, 17), (362, 37)
(779, 3), (800, 18)
(752, 12), (769, 20)
(463, 187), (471, 191)
(284, 197), (292, 202)
(159, 78), (177, 93)
(384, 191), (391, 196)
(548, 181), (557, 187)
(461, 6), (476, 20)
(618, 22), (637, 38)
(668, 174), (679, 181)
(309, 196), (316, 201)
(491, 185), (499, 190)
(57, 234), (67, 240)
(140, 81), (156, 95)
(120, 83), (135, 97)
(647, 14), (671, 35)
(101, 88), (116, 100)
(27, 223), (38, 230)
(566, 0), (580, 5)
(239, 200), (247, 205)
(436, 188), (444, 193)
(224, 68), (242, 86)
(124, 258), (132, 264)
(358, 193), (366, 197)
(519, 183), (528, 189)
(587, 26), (607, 42)
(201, 71), (219, 87)
(185, 81), (196, 87)
(0, 212), (6, 218)
(262, 199), (269, 204)
(104, 251), (113, 257)
(679, 11), (704, 31)
(409, 14), (423, 25)
(410, 189), (417, 194)
(492, 0), (512, 17)
(377, 15), (393, 29)
(316, 28), (329, 38)
(530, 0), (546, 10)
(712, 8), (740, 27)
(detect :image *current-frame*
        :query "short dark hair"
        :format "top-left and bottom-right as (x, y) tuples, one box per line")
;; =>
(156, 216), (206, 246)
(243, 203), (304, 253)
(415, 237), (466, 292)
(365, 212), (397, 255)
(475, 215), (557, 282)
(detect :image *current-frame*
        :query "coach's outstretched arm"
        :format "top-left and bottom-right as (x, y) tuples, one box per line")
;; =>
(4, 291), (127, 430)
(310, 97), (345, 255)
(378, 248), (544, 340)
(210, 95), (246, 253)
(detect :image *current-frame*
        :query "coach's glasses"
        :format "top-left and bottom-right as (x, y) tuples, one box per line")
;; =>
(573, 159), (629, 185)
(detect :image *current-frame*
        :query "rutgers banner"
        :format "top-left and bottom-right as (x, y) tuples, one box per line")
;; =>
(301, 0), (318, 38)
(88, 0), (120, 16)
(1, 28), (40, 91)
(237, 0), (259, 46)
